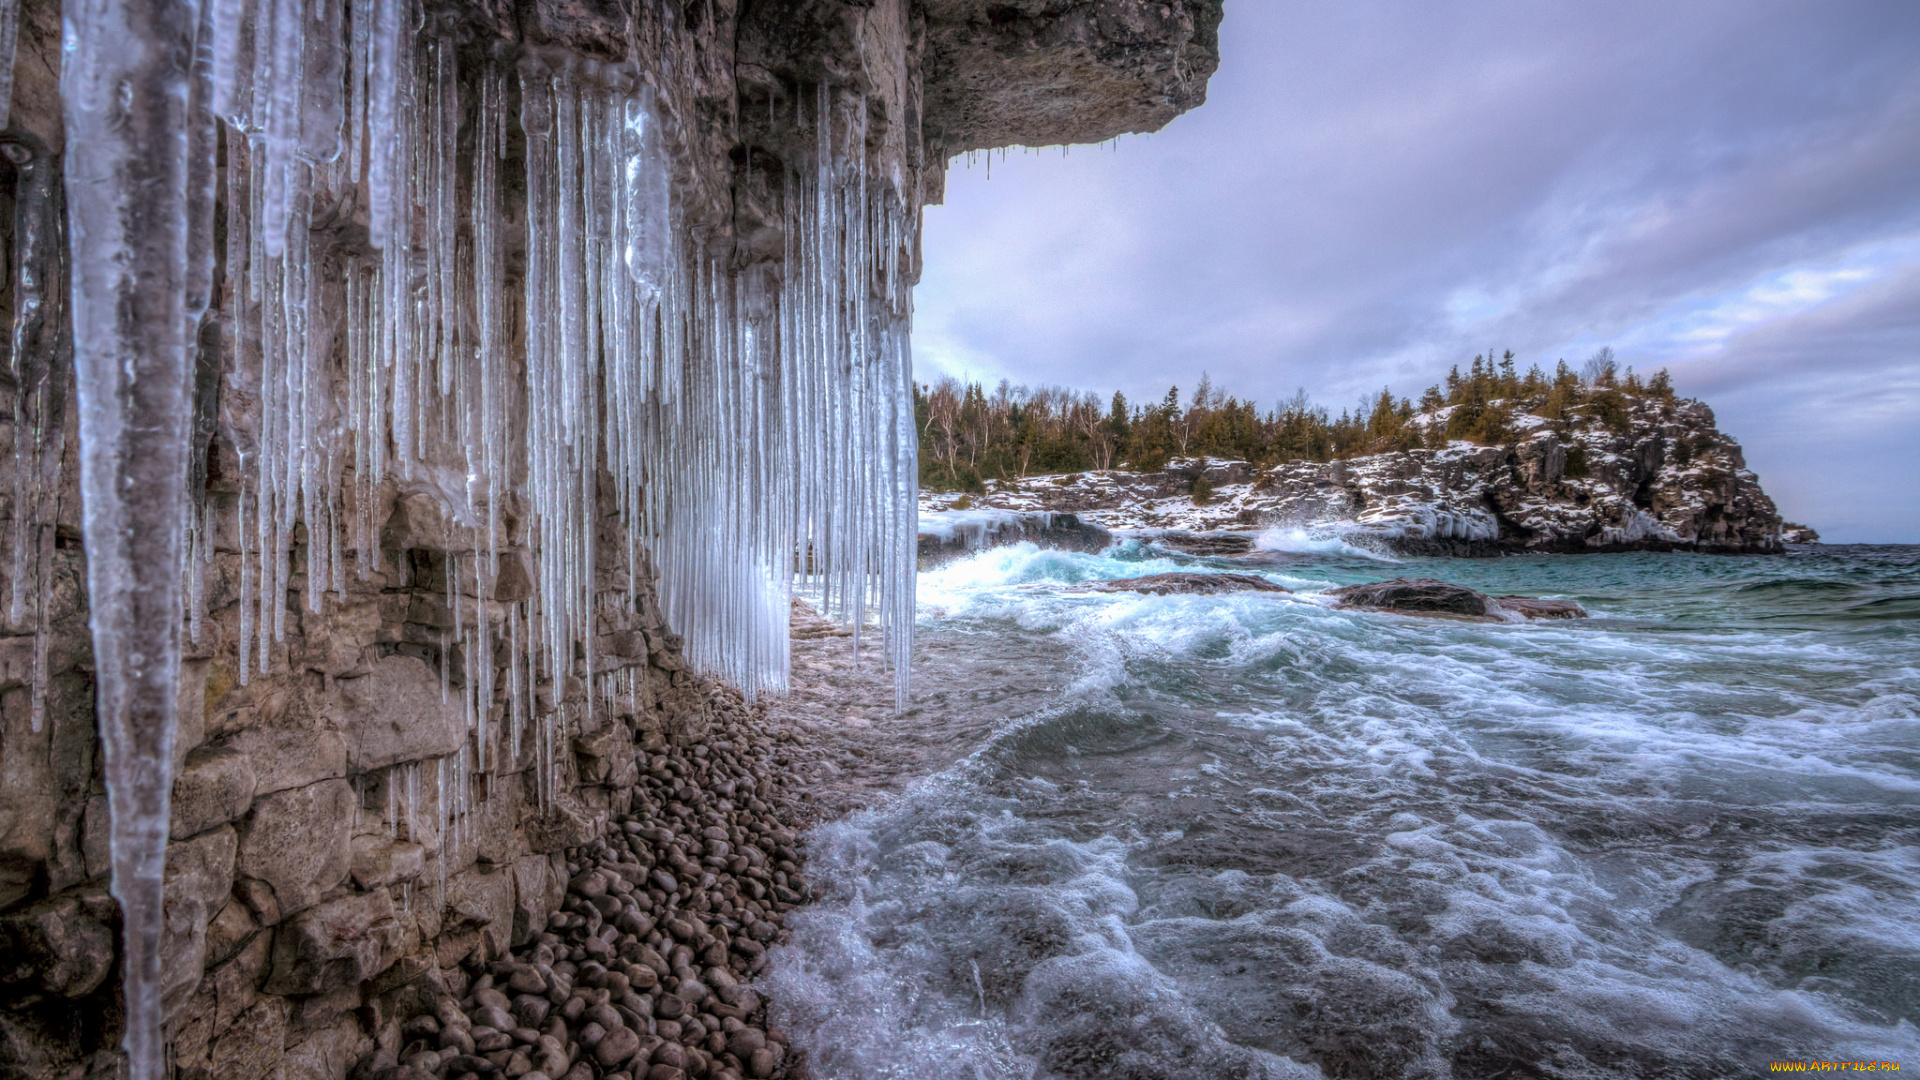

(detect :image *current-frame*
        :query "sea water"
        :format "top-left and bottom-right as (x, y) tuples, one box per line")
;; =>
(763, 542), (1920, 1079)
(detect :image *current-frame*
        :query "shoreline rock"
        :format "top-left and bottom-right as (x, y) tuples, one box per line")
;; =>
(1088, 573), (1291, 597)
(917, 510), (1112, 568)
(359, 713), (812, 1080)
(922, 396), (1793, 557)
(1328, 578), (1587, 621)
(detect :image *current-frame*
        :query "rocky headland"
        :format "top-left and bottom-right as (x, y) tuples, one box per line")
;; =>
(923, 392), (1794, 557)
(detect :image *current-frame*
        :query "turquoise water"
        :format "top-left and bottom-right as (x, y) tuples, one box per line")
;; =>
(766, 543), (1920, 1079)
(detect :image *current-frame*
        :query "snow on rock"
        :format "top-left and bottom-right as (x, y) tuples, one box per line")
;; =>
(929, 397), (1786, 556)
(916, 509), (1112, 566)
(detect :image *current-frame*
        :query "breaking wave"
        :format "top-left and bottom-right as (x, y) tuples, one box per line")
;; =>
(767, 545), (1920, 1078)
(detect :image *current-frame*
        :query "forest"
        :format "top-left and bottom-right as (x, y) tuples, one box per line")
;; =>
(916, 348), (1677, 492)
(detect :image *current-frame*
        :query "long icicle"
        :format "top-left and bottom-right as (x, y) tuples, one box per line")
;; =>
(59, 1), (201, 1077)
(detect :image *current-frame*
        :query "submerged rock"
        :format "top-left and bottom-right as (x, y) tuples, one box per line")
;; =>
(1145, 531), (1257, 556)
(1329, 578), (1586, 621)
(1490, 596), (1589, 620)
(1329, 578), (1491, 617)
(1091, 572), (1291, 596)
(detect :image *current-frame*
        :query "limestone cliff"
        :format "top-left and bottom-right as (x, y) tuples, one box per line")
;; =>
(0, 2), (1225, 1079)
(925, 392), (1788, 556)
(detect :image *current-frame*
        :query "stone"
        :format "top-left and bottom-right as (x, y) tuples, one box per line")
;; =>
(916, 511), (1114, 568)
(508, 855), (553, 947)
(264, 887), (407, 996)
(595, 1026), (641, 1068)
(209, 997), (290, 1080)
(1327, 578), (1491, 617)
(512, 995), (551, 1029)
(568, 718), (637, 787)
(724, 1028), (764, 1059)
(649, 1041), (686, 1070)
(445, 865), (517, 961)
(350, 835), (426, 889)
(282, 1020), (373, 1080)
(1489, 596), (1589, 620)
(0, 885), (116, 997)
(334, 655), (465, 772)
(235, 876), (282, 925)
(205, 891), (260, 967)
(238, 779), (355, 916)
(1090, 571), (1291, 597)
(212, 931), (273, 1034)
(507, 968), (548, 996)
(163, 826), (240, 1017)
(228, 712), (349, 799)
(171, 743), (257, 839)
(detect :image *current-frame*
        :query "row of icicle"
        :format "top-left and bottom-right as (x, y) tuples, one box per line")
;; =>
(45, 1), (920, 1079)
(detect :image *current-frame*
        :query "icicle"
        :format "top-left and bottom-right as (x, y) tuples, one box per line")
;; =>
(59, 3), (200, 1077)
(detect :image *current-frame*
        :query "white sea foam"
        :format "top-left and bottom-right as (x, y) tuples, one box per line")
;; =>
(1252, 524), (1401, 561)
(772, 547), (1920, 1076)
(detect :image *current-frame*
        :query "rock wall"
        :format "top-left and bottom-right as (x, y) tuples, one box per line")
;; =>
(0, 2), (1224, 1078)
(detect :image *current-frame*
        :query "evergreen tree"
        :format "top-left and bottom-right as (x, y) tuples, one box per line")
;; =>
(914, 345), (1675, 491)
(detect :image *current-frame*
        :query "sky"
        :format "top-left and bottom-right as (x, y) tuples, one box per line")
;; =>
(911, 1), (1920, 544)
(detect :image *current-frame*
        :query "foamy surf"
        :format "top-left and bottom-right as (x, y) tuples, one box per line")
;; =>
(770, 546), (1920, 1078)
(1253, 524), (1402, 562)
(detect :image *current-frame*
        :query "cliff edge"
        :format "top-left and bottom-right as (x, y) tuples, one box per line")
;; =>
(927, 391), (1789, 556)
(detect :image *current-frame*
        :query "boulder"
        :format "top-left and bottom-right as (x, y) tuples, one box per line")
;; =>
(1090, 572), (1290, 596)
(1780, 522), (1821, 544)
(1330, 578), (1588, 621)
(1489, 596), (1589, 620)
(1328, 578), (1490, 617)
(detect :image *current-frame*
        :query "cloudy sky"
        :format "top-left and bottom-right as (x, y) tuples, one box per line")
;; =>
(911, 1), (1920, 543)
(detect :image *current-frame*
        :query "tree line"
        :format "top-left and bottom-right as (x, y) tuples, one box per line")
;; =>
(916, 347), (1675, 492)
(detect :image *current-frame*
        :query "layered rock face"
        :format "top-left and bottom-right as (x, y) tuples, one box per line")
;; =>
(0, 2), (1223, 1079)
(929, 395), (1787, 555)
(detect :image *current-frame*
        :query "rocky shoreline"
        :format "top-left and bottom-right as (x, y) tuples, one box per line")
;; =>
(923, 396), (1799, 557)
(363, 712), (818, 1080)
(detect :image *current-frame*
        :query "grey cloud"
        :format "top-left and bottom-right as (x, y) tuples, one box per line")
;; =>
(914, 0), (1920, 539)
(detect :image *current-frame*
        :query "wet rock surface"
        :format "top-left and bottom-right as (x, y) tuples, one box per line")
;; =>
(1329, 578), (1587, 621)
(1490, 596), (1589, 621)
(1088, 572), (1291, 597)
(917, 511), (1113, 568)
(1328, 578), (1493, 617)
